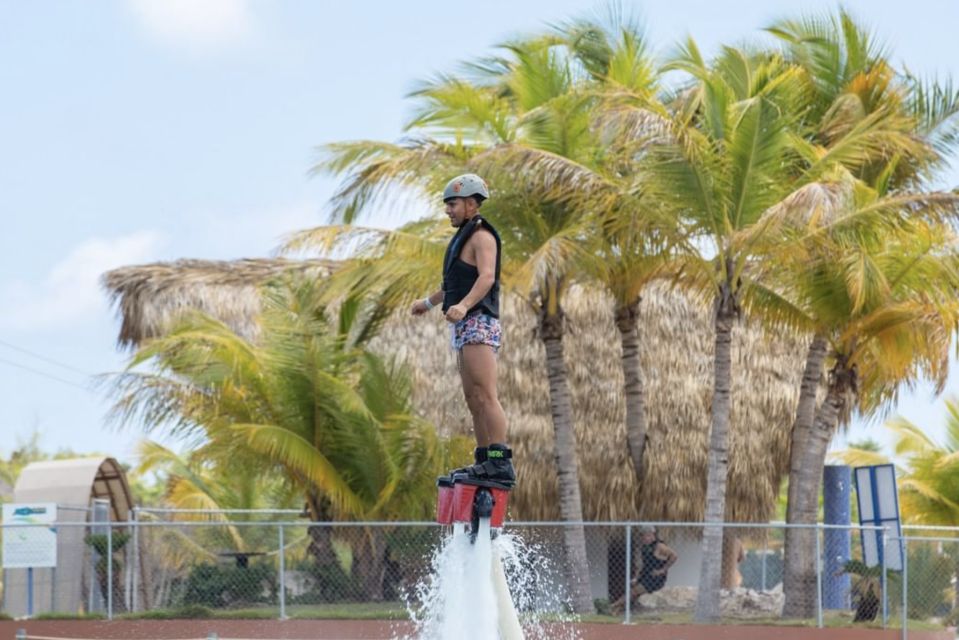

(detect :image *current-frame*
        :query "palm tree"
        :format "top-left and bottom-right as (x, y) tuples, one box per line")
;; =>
(769, 209), (959, 617)
(108, 278), (468, 600)
(637, 41), (811, 621)
(766, 9), (959, 617)
(542, 13), (677, 490)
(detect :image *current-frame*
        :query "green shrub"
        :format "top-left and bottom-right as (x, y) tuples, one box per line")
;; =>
(124, 605), (213, 620)
(181, 563), (276, 608)
(33, 612), (105, 620)
(593, 598), (611, 615)
(288, 559), (361, 603)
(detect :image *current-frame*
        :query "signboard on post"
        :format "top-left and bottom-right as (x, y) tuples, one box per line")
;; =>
(2, 503), (58, 568)
(853, 464), (903, 570)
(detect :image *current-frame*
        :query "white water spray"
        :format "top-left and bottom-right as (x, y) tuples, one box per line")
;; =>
(403, 520), (581, 640)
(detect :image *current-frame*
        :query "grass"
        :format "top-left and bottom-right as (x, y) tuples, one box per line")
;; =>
(26, 603), (951, 629)
(113, 602), (409, 621)
(287, 602), (409, 620)
(594, 610), (945, 631)
(32, 612), (106, 621)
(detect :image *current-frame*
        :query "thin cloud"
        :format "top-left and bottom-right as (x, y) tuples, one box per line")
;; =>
(0, 231), (164, 331)
(128, 0), (254, 51)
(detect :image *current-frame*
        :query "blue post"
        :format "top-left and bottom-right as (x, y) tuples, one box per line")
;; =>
(823, 465), (851, 610)
(27, 567), (34, 617)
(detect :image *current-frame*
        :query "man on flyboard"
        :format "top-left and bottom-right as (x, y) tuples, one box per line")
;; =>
(411, 174), (515, 486)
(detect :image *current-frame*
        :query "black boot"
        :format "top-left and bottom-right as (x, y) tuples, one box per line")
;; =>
(450, 447), (487, 476)
(463, 443), (515, 486)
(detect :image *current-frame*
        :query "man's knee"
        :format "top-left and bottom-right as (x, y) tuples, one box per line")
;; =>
(463, 391), (483, 415)
(467, 380), (498, 407)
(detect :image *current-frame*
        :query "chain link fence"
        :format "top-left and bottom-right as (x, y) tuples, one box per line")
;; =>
(1, 513), (955, 637)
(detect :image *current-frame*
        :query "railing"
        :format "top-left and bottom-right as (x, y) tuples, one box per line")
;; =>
(1, 516), (954, 639)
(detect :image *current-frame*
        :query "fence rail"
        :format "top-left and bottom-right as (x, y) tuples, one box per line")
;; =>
(1, 517), (955, 639)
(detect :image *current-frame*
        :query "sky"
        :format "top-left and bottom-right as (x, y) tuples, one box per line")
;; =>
(1, 0), (958, 465)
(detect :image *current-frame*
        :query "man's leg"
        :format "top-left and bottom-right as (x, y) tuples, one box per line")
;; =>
(457, 349), (490, 445)
(460, 344), (513, 484)
(460, 344), (507, 443)
(455, 350), (489, 472)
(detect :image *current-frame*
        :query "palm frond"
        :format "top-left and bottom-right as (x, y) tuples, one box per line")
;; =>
(233, 423), (367, 518)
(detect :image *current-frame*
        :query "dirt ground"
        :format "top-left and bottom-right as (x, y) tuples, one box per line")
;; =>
(1, 620), (954, 640)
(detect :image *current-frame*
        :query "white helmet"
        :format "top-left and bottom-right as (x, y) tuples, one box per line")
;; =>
(443, 174), (490, 203)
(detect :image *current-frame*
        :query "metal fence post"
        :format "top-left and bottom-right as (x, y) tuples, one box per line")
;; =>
(107, 523), (113, 620)
(278, 524), (286, 620)
(881, 528), (888, 628)
(132, 507), (140, 613)
(815, 523), (823, 628)
(900, 536), (908, 640)
(761, 534), (767, 591)
(623, 524), (631, 624)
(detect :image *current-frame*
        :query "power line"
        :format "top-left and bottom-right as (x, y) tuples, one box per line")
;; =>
(0, 356), (91, 392)
(0, 337), (91, 376)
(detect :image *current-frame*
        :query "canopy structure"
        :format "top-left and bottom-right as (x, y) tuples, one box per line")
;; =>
(14, 457), (135, 520)
(5, 457), (137, 616)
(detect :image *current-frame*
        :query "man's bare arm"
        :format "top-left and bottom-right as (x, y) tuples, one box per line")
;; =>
(411, 288), (444, 315)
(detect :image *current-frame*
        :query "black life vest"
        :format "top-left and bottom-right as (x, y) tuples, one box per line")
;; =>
(441, 215), (502, 318)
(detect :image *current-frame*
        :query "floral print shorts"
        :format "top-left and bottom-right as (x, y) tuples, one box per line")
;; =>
(450, 313), (502, 353)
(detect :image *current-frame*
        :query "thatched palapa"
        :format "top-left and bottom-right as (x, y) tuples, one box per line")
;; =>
(103, 259), (806, 523)
(102, 258), (338, 348)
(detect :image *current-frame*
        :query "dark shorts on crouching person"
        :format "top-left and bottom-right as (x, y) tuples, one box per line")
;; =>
(637, 572), (667, 594)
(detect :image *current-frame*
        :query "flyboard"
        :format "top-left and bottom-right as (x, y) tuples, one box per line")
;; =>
(437, 475), (524, 640)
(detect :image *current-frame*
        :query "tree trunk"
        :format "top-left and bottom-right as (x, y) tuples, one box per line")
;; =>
(305, 493), (339, 577)
(782, 335), (829, 618)
(353, 529), (385, 602)
(782, 358), (853, 619)
(540, 306), (595, 614)
(694, 281), (737, 623)
(616, 300), (648, 487)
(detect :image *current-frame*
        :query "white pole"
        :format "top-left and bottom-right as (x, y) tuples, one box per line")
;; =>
(492, 548), (524, 640)
(624, 526), (632, 624)
(901, 537), (908, 640)
(815, 524), (823, 628)
(278, 524), (286, 620)
(107, 524), (113, 620)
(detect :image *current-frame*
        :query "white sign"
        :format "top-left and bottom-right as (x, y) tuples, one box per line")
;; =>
(2, 503), (58, 568)
(854, 465), (903, 570)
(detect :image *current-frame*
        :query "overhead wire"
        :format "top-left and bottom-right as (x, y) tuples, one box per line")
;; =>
(0, 356), (91, 392)
(0, 337), (92, 375)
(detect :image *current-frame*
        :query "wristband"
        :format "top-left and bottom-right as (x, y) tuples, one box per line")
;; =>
(423, 297), (435, 310)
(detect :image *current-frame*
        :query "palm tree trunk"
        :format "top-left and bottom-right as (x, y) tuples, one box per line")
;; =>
(540, 306), (595, 614)
(305, 493), (339, 574)
(782, 334), (829, 618)
(783, 358), (853, 619)
(694, 282), (737, 623)
(353, 529), (385, 602)
(616, 300), (648, 485)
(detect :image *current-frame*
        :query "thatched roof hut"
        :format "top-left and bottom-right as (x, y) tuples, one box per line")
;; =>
(103, 259), (806, 523)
